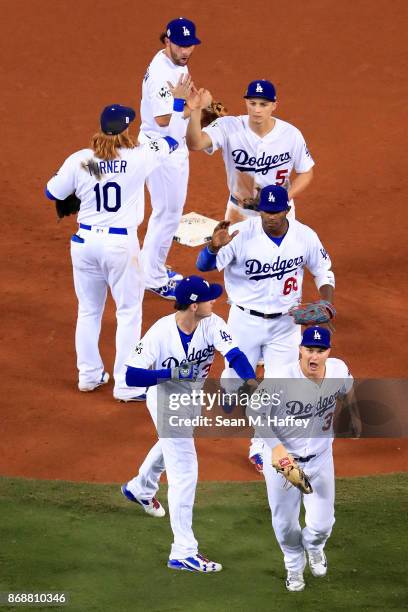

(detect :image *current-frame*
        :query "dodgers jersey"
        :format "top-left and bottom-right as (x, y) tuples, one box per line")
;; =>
(47, 139), (174, 228)
(139, 50), (188, 151)
(126, 312), (237, 410)
(203, 116), (314, 196)
(258, 358), (353, 458)
(216, 217), (334, 313)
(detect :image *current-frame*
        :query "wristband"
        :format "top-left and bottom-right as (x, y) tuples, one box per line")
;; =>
(173, 98), (185, 112)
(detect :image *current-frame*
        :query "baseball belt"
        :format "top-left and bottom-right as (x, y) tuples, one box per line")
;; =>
(237, 305), (282, 320)
(79, 223), (128, 235)
(293, 454), (316, 463)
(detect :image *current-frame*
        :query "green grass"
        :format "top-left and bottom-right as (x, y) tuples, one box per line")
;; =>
(0, 475), (407, 611)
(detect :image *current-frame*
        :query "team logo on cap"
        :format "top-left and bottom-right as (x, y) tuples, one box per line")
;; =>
(182, 26), (190, 36)
(314, 330), (321, 340)
(256, 83), (263, 92)
(268, 192), (276, 202)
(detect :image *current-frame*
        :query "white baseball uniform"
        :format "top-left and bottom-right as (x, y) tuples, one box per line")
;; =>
(139, 50), (190, 289)
(256, 358), (353, 572)
(203, 115), (314, 217)
(124, 312), (237, 559)
(47, 136), (179, 399)
(213, 215), (334, 456)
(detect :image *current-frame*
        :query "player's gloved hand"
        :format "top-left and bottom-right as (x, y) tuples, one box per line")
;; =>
(272, 443), (313, 494)
(171, 360), (199, 382)
(288, 300), (336, 326)
(55, 192), (81, 219)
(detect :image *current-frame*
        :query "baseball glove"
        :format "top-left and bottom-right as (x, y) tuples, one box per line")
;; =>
(272, 454), (313, 494)
(241, 186), (261, 211)
(200, 101), (228, 128)
(288, 300), (336, 326)
(55, 193), (81, 219)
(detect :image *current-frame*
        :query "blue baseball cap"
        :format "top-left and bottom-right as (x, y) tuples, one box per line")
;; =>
(175, 275), (223, 305)
(100, 104), (136, 135)
(301, 326), (331, 349)
(258, 185), (289, 213)
(244, 79), (277, 102)
(166, 17), (201, 46)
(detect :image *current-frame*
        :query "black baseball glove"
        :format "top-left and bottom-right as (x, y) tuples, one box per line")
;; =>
(55, 193), (81, 219)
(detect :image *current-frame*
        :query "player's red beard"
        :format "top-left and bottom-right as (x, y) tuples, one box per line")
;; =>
(167, 43), (195, 66)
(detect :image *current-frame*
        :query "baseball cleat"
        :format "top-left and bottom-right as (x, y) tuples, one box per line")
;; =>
(307, 550), (327, 577)
(285, 569), (305, 592)
(166, 266), (183, 282)
(121, 484), (165, 518)
(167, 553), (222, 573)
(146, 280), (178, 300)
(249, 453), (264, 473)
(78, 371), (109, 392)
(115, 394), (147, 402)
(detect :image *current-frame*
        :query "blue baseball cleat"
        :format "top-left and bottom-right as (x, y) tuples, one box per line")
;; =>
(168, 553), (222, 573)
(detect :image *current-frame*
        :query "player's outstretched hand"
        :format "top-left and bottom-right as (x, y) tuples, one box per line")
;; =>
(167, 74), (193, 101)
(209, 221), (239, 253)
(186, 87), (213, 111)
(171, 360), (199, 382)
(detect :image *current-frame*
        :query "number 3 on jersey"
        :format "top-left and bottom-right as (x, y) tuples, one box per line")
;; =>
(94, 182), (121, 212)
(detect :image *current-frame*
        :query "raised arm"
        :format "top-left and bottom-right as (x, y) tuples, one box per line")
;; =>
(186, 88), (214, 150)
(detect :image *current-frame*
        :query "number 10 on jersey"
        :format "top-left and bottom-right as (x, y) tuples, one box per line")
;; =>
(94, 182), (121, 212)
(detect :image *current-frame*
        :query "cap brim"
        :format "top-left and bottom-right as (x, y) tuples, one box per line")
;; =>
(300, 343), (330, 349)
(243, 94), (276, 101)
(204, 283), (223, 302)
(171, 36), (201, 46)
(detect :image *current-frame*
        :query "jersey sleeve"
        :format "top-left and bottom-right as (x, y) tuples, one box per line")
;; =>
(210, 315), (238, 357)
(46, 154), (77, 200)
(138, 138), (175, 178)
(146, 75), (175, 118)
(125, 325), (160, 369)
(305, 229), (335, 290)
(202, 117), (229, 154)
(339, 361), (354, 395)
(292, 129), (315, 173)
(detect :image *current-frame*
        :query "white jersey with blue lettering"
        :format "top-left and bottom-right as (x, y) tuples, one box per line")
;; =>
(139, 50), (188, 151)
(216, 216), (334, 314)
(203, 115), (314, 198)
(259, 357), (353, 458)
(126, 312), (237, 411)
(47, 139), (174, 229)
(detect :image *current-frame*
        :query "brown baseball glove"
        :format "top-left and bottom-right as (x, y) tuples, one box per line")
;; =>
(200, 101), (228, 128)
(272, 451), (313, 494)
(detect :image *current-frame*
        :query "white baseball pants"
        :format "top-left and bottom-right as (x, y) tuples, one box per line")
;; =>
(70, 227), (144, 399)
(126, 400), (199, 559)
(263, 446), (335, 572)
(220, 305), (301, 457)
(142, 151), (189, 289)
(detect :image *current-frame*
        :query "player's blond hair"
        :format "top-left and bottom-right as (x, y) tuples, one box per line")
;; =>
(90, 131), (137, 161)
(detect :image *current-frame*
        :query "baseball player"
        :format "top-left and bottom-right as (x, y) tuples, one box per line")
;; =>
(186, 79), (314, 224)
(121, 275), (257, 572)
(45, 81), (190, 401)
(140, 17), (201, 299)
(196, 185), (335, 467)
(253, 326), (358, 591)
